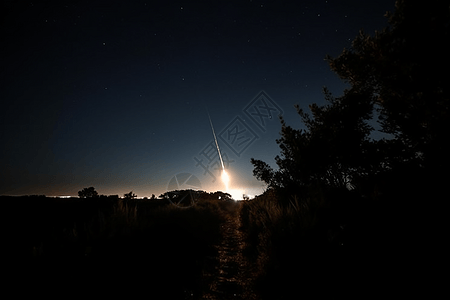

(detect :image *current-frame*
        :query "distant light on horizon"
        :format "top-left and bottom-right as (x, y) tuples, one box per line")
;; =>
(227, 188), (252, 201)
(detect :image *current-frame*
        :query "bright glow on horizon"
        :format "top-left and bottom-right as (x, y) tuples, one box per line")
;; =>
(219, 170), (256, 200)
(227, 188), (252, 201)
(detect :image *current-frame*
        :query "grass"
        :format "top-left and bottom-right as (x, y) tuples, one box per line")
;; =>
(3, 192), (342, 298)
(237, 182), (445, 299)
(2, 195), (234, 298)
(3, 189), (411, 299)
(239, 190), (348, 299)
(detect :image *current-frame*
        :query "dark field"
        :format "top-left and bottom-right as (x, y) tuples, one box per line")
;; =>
(3, 195), (232, 298)
(2, 189), (444, 299)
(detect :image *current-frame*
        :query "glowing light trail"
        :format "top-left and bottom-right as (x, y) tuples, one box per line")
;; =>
(207, 110), (229, 191)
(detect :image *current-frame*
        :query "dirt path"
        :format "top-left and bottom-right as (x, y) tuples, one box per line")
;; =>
(200, 203), (257, 299)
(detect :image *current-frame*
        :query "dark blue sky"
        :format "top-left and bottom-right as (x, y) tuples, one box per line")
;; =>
(1, 0), (395, 198)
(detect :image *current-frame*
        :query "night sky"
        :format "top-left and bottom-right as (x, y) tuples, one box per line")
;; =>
(1, 0), (396, 199)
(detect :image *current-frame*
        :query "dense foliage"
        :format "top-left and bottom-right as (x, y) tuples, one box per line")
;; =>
(252, 0), (449, 199)
(248, 1), (449, 298)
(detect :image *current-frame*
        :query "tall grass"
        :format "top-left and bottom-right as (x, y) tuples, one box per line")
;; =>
(239, 191), (344, 299)
(4, 196), (233, 298)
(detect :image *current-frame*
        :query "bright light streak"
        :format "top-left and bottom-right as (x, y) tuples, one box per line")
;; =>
(222, 170), (230, 191)
(207, 110), (228, 191)
(207, 112), (225, 170)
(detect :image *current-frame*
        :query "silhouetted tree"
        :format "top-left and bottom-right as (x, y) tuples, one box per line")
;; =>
(78, 187), (98, 198)
(123, 191), (137, 199)
(252, 0), (450, 198)
(248, 2), (449, 297)
(327, 0), (450, 172)
(210, 191), (232, 201)
(251, 88), (374, 196)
